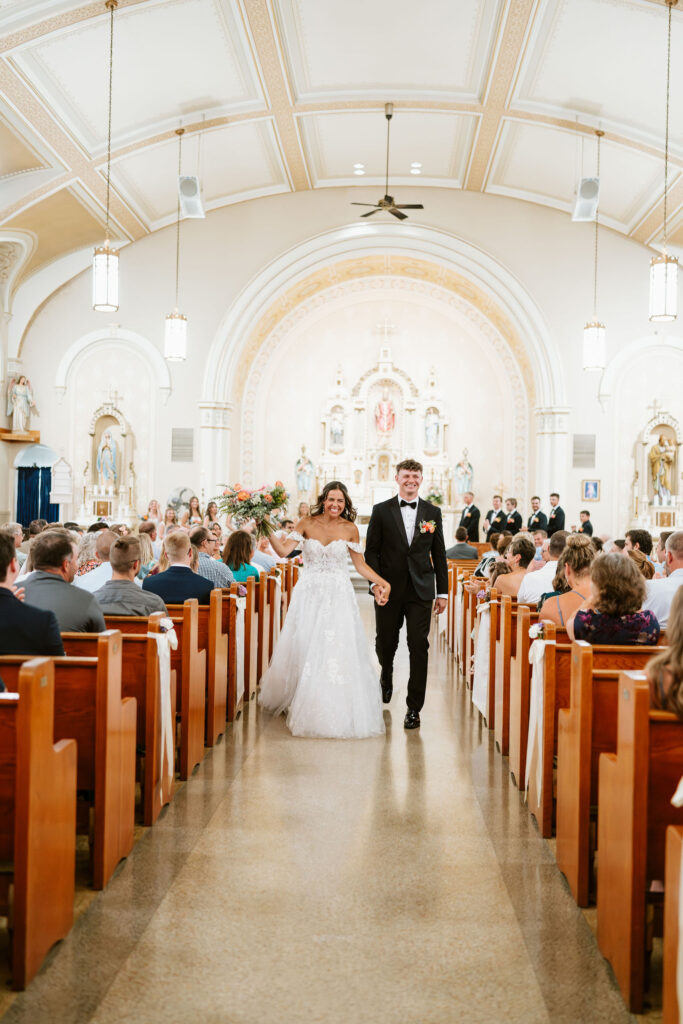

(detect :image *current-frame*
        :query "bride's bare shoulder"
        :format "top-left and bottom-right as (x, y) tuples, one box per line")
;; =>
(343, 521), (360, 541)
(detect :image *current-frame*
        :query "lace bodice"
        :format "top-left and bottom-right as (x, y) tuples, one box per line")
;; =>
(289, 532), (362, 575)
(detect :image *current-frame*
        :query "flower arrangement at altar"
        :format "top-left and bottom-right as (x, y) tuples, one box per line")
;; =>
(425, 487), (444, 505)
(215, 481), (288, 539)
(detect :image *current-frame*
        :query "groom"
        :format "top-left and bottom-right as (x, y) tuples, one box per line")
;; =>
(365, 459), (448, 730)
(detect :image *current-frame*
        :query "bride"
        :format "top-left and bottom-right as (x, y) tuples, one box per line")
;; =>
(259, 480), (390, 739)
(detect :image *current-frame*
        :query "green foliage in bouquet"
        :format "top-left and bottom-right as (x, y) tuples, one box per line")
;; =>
(425, 488), (444, 505)
(216, 480), (289, 538)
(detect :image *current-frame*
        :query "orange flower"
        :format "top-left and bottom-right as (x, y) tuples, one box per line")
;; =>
(264, 493), (273, 503)
(274, 480), (284, 488)
(237, 490), (250, 501)
(233, 483), (242, 490)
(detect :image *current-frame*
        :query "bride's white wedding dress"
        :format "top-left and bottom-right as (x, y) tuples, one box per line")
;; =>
(258, 532), (385, 739)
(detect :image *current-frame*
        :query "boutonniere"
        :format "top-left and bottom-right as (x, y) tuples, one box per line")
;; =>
(419, 520), (436, 534)
(464, 510), (470, 517)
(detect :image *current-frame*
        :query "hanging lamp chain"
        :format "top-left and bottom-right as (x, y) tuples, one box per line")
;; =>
(104, 0), (117, 242)
(175, 129), (184, 310)
(663, 0), (676, 250)
(593, 130), (603, 319)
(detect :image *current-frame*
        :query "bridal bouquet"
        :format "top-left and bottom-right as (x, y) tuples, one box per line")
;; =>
(216, 481), (289, 539)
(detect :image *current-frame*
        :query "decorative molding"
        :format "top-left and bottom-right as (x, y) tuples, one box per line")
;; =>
(0, 231), (37, 312)
(88, 401), (128, 437)
(54, 327), (172, 403)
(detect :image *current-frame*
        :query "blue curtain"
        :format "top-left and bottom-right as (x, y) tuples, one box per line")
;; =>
(16, 467), (40, 525)
(39, 468), (59, 523)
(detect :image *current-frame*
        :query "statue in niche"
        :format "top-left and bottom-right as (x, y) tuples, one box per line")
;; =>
(295, 445), (314, 493)
(649, 434), (676, 502)
(454, 448), (473, 496)
(329, 409), (344, 449)
(424, 408), (439, 451)
(374, 388), (395, 439)
(96, 429), (118, 488)
(6, 376), (38, 434)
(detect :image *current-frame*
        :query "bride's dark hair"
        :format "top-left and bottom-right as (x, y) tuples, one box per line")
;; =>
(310, 481), (357, 523)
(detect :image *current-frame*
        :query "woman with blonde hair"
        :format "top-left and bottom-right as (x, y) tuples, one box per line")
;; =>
(649, 586), (683, 717)
(627, 547), (655, 580)
(567, 552), (660, 644)
(136, 531), (156, 579)
(539, 534), (594, 627)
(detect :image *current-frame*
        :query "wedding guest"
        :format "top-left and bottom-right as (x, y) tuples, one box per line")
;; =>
(483, 495), (506, 539)
(76, 532), (99, 575)
(539, 534), (594, 627)
(19, 518), (47, 555)
(223, 531), (261, 582)
(643, 530), (683, 628)
(158, 506), (177, 539)
(146, 499), (162, 524)
(527, 497), (548, 532)
(181, 496), (202, 527)
(489, 561), (512, 589)
(0, 533), (64, 656)
(613, 538), (626, 551)
(547, 493), (565, 536)
(497, 533), (513, 557)
(446, 527), (478, 560)
(95, 536), (167, 616)
(252, 536), (278, 571)
(648, 587), (683, 717)
(209, 521), (223, 546)
(458, 492), (480, 542)
(204, 501), (221, 530)
(142, 531), (213, 605)
(110, 522), (130, 537)
(592, 537), (604, 552)
(86, 521), (109, 534)
(504, 498), (522, 535)
(628, 548), (655, 580)
(567, 553), (660, 644)
(577, 511), (593, 536)
(138, 519), (162, 560)
(494, 535), (535, 598)
(190, 526), (235, 588)
(0, 522), (27, 567)
(525, 530), (548, 574)
(474, 532), (501, 577)
(74, 530), (117, 593)
(63, 521), (83, 535)
(135, 531), (156, 579)
(297, 502), (310, 518)
(21, 529), (106, 633)
(654, 531), (674, 576)
(624, 529), (653, 557)
(517, 531), (568, 605)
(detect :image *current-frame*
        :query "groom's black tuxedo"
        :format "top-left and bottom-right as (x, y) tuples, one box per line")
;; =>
(365, 496), (448, 713)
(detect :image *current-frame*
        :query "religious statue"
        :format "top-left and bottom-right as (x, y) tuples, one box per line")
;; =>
(96, 429), (118, 488)
(649, 434), (675, 502)
(6, 376), (38, 434)
(424, 408), (439, 451)
(295, 445), (314, 493)
(329, 410), (344, 449)
(454, 448), (473, 496)
(374, 388), (395, 438)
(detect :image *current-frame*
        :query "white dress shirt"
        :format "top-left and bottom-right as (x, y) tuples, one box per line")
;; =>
(516, 560), (558, 605)
(74, 561), (142, 592)
(643, 568), (683, 628)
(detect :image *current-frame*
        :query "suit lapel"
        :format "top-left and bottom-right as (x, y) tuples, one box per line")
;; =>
(409, 499), (427, 550)
(390, 497), (410, 549)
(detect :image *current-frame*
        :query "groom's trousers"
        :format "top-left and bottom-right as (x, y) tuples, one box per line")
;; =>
(374, 578), (432, 713)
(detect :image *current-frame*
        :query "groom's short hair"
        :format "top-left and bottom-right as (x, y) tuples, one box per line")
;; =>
(396, 459), (423, 475)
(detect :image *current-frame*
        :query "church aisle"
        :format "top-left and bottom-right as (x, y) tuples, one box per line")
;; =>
(2, 598), (634, 1024)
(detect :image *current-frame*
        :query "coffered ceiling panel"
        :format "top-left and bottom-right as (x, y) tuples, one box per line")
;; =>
(111, 119), (289, 227)
(514, 0), (683, 151)
(299, 110), (478, 188)
(0, 0), (86, 34)
(0, 117), (44, 177)
(274, 0), (504, 102)
(487, 119), (667, 232)
(9, 0), (266, 155)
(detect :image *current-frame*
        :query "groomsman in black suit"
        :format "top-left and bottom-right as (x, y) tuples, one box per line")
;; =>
(526, 496), (548, 532)
(483, 495), (506, 540)
(547, 492), (566, 536)
(577, 510), (593, 536)
(504, 497), (522, 535)
(458, 491), (480, 542)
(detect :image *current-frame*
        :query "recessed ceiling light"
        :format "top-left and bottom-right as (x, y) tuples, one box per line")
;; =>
(410, 162), (422, 168)
(410, 168), (421, 175)
(353, 163), (365, 169)
(354, 169), (365, 175)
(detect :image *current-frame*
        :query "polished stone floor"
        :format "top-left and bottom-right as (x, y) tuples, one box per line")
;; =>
(1, 598), (639, 1023)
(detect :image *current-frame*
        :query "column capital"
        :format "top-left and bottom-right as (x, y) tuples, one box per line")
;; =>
(535, 406), (571, 434)
(198, 402), (233, 429)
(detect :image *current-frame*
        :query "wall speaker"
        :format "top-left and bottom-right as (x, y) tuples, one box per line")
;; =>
(178, 176), (205, 219)
(572, 177), (600, 222)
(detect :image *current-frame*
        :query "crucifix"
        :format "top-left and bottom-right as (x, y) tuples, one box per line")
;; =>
(647, 398), (663, 419)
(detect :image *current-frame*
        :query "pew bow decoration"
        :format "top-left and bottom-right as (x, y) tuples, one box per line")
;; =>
(529, 622), (545, 640)
(524, 637), (547, 800)
(672, 776), (683, 808)
(148, 619), (178, 804)
(216, 481), (289, 539)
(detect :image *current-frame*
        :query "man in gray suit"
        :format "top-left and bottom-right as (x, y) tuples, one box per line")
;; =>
(94, 536), (167, 616)
(22, 529), (106, 633)
(445, 526), (479, 560)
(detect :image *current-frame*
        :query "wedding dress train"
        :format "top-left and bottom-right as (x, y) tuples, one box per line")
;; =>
(258, 533), (385, 739)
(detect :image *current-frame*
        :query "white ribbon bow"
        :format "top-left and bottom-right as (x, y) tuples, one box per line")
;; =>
(525, 638), (547, 798)
(147, 618), (178, 803)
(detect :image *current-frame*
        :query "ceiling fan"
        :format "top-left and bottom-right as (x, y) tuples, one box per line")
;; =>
(351, 103), (424, 221)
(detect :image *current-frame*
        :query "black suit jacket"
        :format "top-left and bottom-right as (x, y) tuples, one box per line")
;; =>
(0, 588), (64, 656)
(547, 506), (566, 536)
(577, 520), (593, 536)
(527, 511), (548, 532)
(142, 566), (213, 605)
(365, 497), (448, 603)
(458, 504), (480, 542)
(504, 510), (522, 535)
(485, 508), (506, 540)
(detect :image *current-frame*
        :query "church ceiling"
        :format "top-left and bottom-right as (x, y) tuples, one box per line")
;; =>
(0, 0), (681, 283)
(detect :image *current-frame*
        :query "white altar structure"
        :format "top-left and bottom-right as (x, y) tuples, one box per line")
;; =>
(630, 407), (682, 532)
(77, 400), (137, 522)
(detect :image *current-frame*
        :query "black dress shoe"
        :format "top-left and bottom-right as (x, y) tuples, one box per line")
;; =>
(380, 674), (393, 704)
(404, 709), (420, 730)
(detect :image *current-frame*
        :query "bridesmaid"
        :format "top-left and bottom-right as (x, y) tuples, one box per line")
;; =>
(181, 496), (202, 527)
(158, 506), (177, 540)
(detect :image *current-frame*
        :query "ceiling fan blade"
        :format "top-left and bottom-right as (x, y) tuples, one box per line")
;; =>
(361, 208), (381, 217)
(351, 203), (381, 207)
(394, 204), (424, 210)
(389, 208), (408, 220)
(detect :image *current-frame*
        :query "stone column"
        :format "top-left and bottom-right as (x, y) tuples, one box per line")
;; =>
(534, 406), (571, 501)
(198, 402), (233, 503)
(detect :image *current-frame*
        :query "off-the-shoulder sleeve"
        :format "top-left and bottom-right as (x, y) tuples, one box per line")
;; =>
(346, 541), (363, 553)
(288, 531), (304, 543)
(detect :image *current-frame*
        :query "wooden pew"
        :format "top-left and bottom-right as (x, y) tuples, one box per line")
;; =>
(266, 571), (282, 668)
(526, 622), (570, 838)
(508, 602), (539, 787)
(446, 562), (456, 651)
(0, 659), (77, 990)
(106, 600), (206, 780)
(462, 579), (481, 687)
(663, 824), (683, 1024)
(556, 641), (666, 906)
(597, 671), (683, 1012)
(63, 614), (175, 827)
(221, 587), (239, 721)
(494, 595), (518, 756)
(0, 631), (136, 890)
(166, 590), (226, 747)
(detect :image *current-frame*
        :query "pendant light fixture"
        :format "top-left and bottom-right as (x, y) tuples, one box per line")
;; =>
(583, 130), (606, 372)
(92, 0), (119, 312)
(649, 0), (678, 322)
(164, 128), (188, 361)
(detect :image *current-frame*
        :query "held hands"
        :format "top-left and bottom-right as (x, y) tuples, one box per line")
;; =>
(373, 581), (391, 606)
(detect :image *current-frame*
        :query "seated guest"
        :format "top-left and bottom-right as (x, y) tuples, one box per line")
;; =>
(190, 526), (235, 588)
(0, 533), (64, 655)
(503, 498), (522, 535)
(63, 521), (83, 535)
(142, 530), (213, 605)
(643, 530), (683, 628)
(517, 530), (569, 605)
(76, 531), (99, 575)
(577, 510), (593, 536)
(624, 528), (653, 557)
(446, 526), (478, 560)
(654, 531), (674, 577)
(110, 522), (130, 537)
(94, 536), (167, 616)
(22, 529), (106, 633)
(592, 536), (603, 552)
(497, 532), (513, 557)
(648, 587), (683, 717)
(86, 520), (109, 534)
(135, 531), (157, 579)
(252, 536), (278, 571)
(539, 534), (594, 627)
(628, 548), (655, 580)
(474, 533), (500, 577)
(0, 522), (27, 567)
(613, 538), (626, 551)
(567, 553), (660, 644)
(297, 502), (310, 518)
(19, 518), (47, 554)
(494, 535), (536, 598)
(224, 531), (261, 582)
(525, 531), (549, 575)
(139, 518), (162, 560)
(74, 530), (118, 593)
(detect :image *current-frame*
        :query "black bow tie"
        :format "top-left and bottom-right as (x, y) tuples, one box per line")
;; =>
(400, 500), (417, 509)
